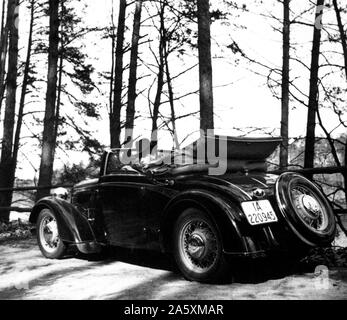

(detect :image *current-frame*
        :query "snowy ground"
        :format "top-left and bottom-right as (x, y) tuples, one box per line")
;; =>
(1, 211), (346, 300)
(0, 238), (347, 300)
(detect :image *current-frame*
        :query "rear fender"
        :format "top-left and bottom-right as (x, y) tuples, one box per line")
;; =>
(30, 197), (95, 245)
(160, 190), (247, 254)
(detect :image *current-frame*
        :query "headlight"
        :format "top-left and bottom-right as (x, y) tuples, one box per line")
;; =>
(51, 187), (69, 200)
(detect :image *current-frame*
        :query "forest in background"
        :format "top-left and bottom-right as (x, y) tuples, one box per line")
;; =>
(0, 0), (346, 223)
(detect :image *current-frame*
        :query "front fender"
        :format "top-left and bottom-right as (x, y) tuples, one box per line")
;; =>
(30, 197), (96, 245)
(160, 189), (248, 254)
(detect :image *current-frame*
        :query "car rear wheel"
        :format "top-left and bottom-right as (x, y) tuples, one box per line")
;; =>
(276, 173), (336, 246)
(173, 208), (230, 283)
(37, 209), (66, 259)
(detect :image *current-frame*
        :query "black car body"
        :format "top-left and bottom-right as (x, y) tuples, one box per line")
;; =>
(30, 136), (336, 282)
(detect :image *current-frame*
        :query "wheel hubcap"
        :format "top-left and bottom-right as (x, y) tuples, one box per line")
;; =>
(39, 213), (60, 253)
(179, 219), (218, 273)
(301, 195), (321, 218)
(291, 186), (329, 232)
(187, 233), (206, 259)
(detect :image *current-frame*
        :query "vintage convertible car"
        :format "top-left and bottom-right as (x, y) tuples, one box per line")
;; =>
(29, 136), (336, 283)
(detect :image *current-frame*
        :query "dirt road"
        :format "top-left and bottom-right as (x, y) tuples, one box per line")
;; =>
(0, 238), (347, 300)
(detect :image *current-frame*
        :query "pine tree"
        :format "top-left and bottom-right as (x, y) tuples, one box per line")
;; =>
(280, 0), (290, 169)
(0, 0), (9, 116)
(110, 0), (126, 148)
(0, 0), (19, 222)
(304, 0), (325, 169)
(125, 0), (143, 146)
(197, 0), (214, 134)
(36, 0), (60, 201)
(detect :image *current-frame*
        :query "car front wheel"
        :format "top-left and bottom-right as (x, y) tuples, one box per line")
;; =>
(173, 208), (230, 283)
(37, 208), (66, 259)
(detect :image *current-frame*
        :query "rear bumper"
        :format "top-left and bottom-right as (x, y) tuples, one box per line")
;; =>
(224, 249), (269, 259)
(222, 221), (298, 259)
(223, 247), (288, 259)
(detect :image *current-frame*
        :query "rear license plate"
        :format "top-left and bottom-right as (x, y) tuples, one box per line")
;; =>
(241, 200), (278, 226)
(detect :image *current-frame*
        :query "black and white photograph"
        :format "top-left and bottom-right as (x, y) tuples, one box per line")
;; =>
(0, 0), (347, 305)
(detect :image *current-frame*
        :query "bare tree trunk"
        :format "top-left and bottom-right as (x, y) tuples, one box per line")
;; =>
(54, 0), (65, 142)
(333, 0), (347, 80)
(151, 65), (164, 151)
(0, 0), (18, 222)
(162, 29), (179, 150)
(151, 3), (165, 151)
(55, 53), (63, 140)
(280, 0), (290, 170)
(12, 0), (35, 176)
(197, 0), (214, 135)
(304, 0), (325, 169)
(125, 0), (142, 146)
(0, 0), (9, 115)
(109, 2), (115, 117)
(0, 0), (5, 36)
(164, 52), (179, 149)
(332, 0), (347, 210)
(36, 0), (60, 201)
(110, 0), (126, 149)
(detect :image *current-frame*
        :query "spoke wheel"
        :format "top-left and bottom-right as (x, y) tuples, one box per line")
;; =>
(290, 186), (329, 233)
(180, 219), (218, 273)
(276, 173), (336, 246)
(37, 209), (66, 259)
(173, 208), (229, 283)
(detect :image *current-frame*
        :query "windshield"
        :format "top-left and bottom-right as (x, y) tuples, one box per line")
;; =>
(105, 149), (195, 175)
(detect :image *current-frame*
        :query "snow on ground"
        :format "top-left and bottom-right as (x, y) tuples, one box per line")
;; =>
(0, 238), (347, 300)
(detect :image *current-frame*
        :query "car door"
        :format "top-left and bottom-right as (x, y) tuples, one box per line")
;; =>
(98, 151), (150, 248)
(140, 181), (177, 249)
